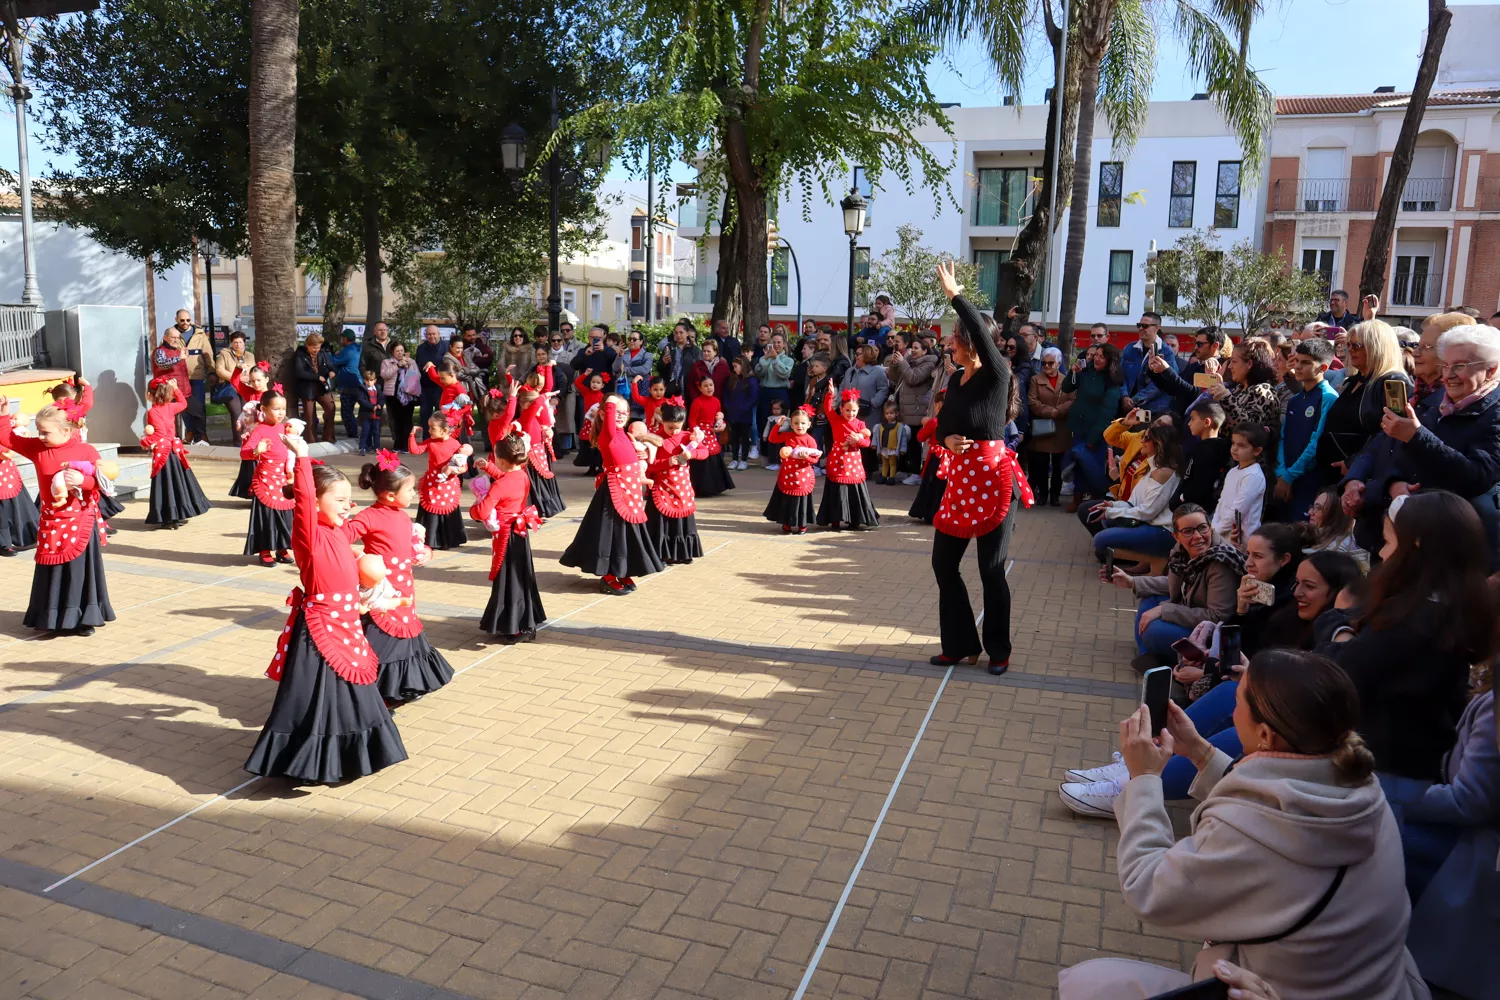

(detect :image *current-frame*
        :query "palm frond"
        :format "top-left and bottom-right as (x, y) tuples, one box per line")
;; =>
(1172, 0), (1273, 178)
(888, 0), (1031, 102)
(1097, 0), (1154, 154)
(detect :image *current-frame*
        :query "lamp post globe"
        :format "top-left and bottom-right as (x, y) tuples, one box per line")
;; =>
(500, 123), (527, 174)
(840, 189), (867, 337)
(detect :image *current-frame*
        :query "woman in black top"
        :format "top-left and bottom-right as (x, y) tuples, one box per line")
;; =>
(929, 262), (1022, 674)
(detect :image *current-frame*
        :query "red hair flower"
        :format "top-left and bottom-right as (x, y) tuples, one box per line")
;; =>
(55, 399), (86, 423)
(375, 448), (400, 472)
(663, 395), (685, 407)
(254, 360), (271, 372)
(148, 375), (172, 391)
(271, 382), (284, 394)
(797, 404), (817, 418)
(840, 388), (861, 402)
(488, 387), (504, 399)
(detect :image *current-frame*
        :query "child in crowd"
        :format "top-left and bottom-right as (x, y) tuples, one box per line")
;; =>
(688, 374), (735, 497)
(1307, 485), (1368, 567)
(349, 453), (453, 702)
(49, 377), (93, 443)
(241, 388), (295, 566)
(499, 371), (567, 519)
(427, 358), (475, 444)
(560, 395), (665, 595)
(721, 357), (759, 471)
(1213, 422), (1268, 546)
(0, 396), (114, 635)
(245, 446), (408, 783)
(472, 432), (547, 642)
(1176, 399), (1228, 514)
(572, 371), (607, 474)
(806, 355), (831, 470)
(817, 387), (879, 530)
(0, 408), (40, 556)
(409, 412), (472, 550)
(1275, 337), (1338, 520)
(872, 399), (910, 485)
(640, 398), (708, 563)
(763, 405), (821, 534)
(229, 362), (272, 499)
(630, 375), (668, 431)
(908, 391), (947, 523)
(760, 398), (786, 471)
(142, 377), (212, 529)
(358, 368), (383, 456)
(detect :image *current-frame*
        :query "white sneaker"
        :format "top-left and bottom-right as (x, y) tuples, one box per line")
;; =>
(749, 447), (760, 460)
(1058, 776), (1125, 818)
(736, 460), (748, 470)
(765, 463), (780, 471)
(902, 473), (922, 486)
(1065, 752), (1128, 784)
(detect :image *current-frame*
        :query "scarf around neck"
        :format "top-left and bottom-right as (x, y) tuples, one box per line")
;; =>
(1168, 540), (1246, 588)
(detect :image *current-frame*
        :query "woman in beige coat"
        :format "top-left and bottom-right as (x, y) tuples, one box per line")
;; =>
(1059, 649), (1429, 1000)
(1026, 346), (1073, 505)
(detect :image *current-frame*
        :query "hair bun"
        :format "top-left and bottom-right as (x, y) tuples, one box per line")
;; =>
(1331, 732), (1375, 785)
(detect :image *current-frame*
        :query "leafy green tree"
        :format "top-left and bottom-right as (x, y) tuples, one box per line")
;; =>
(859, 223), (988, 336)
(1147, 229), (1322, 333)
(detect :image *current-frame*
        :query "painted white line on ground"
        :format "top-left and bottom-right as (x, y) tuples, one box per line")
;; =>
(43, 776), (262, 894)
(790, 660), (955, 1000)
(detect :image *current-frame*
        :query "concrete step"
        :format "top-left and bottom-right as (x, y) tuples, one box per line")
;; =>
(11, 443), (153, 500)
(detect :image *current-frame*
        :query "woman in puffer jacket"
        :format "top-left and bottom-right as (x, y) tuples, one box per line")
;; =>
(885, 337), (937, 478)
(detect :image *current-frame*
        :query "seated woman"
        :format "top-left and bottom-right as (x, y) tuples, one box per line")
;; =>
(1405, 661), (1499, 1000)
(1229, 523), (1306, 659)
(1088, 422), (1185, 568)
(1057, 649), (1429, 1000)
(1330, 489), (1496, 899)
(1309, 484), (1369, 567)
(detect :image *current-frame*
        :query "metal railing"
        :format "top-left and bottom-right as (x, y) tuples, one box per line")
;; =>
(1398, 176), (1453, 212)
(0, 304), (45, 374)
(1391, 269), (1444, 309)
(295, 295), (324, 316)
(1270, 176), (1453, 213)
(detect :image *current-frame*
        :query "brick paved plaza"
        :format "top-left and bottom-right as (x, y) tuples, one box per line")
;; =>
(0, 456), (1194, 1000)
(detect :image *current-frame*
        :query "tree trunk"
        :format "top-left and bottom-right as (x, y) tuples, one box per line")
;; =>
(321, 262), (351, 341)
(145, 253), (158, 349)
(247, 0), (300, 368)
(191, 236), (203, 326)
(1056, 56), (1101, 354)
(1360, 0), (1451, 302)
(363, 198), (383, 327)
(712, 189), (743, 334)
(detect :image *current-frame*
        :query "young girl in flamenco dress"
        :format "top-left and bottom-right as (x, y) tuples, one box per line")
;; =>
(348, 451), (454, 704)
(244, 443), (408, 784)
(817, 387), (880, 530)
(228, 362), (272, 499)
(472, 430), (547, 642)
(638, 398), (708, 564)
(52, 376), (122, 531)
(0, 396), (114, 636)
(142, 377), (213, 529)
(687, 374), (734, 497)
(490, 369), (566, 519)
(763, 405), (822, 534)
(0, 415), (40, 557)
(908, 391), (949, 523)
(571, 371), (607, 475)
(408, 411), (472, 550)
(241, 388), (295, 566)
(560, 395), (665, 596)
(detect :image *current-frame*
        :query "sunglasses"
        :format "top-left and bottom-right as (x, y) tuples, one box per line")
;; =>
(1137, 323), (1158, 330)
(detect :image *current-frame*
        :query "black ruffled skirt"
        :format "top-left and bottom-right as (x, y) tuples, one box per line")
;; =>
(480, 531), (548, 636)
(690, 454), (734, 498)
(146, 454), (212, 525)
(244, 611), (408, 784)
(647, 500), (703, 564)
(560, 485), (665, 580)
(818, 480), (880, 528)
(243, 499), (293, 555)
(228, 458), (255, 499)
(908, 454), (947, 522)
(528, 464), (567, 518)
(364, 617), (454, 703)
(25, 523), (115, 631)
(97, 492), (124, 520)
(0, 489), (39, 550)
(764, 488), (815, 530)
(416, 506), (466, 550)
(573, 439), (601, 469)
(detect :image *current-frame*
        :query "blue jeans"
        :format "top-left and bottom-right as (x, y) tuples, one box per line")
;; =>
(1095, 524), (1175, 560)
(1163, 726), (1243, 799)
(1069, 440), (1110, 497)
(358, 410), (382, 452)
(1135, 594), (1192, 659)
(184, 378), (207, 440)
(1379, 772), (1459, 902)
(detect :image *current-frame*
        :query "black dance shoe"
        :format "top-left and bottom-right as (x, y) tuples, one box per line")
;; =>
(987, 659), (1009, 676)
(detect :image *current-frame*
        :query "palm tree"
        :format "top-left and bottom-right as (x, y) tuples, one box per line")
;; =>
(248, 0), (300, 368)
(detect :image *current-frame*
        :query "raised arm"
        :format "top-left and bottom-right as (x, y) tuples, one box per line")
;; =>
(169, 381), (188, 416)
(950, 295), (1005, 373)
(76, 381), (95, 416)
(0, 408), (42, 462)
(290, 455), (317, 565)
(408, 429), (428, 455)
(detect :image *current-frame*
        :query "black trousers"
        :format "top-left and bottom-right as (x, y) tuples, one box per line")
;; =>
(1028, 450), (1064, 503)
(931, 505), (1014, 663)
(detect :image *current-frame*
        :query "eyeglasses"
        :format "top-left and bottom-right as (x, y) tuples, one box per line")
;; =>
(1437, 360), (1488, 376)
(549, 339), (562, 345)
(1176, 522), (1212, 537)
(1195, 339), (1210, 347)
(1346, 339), (1365, 348)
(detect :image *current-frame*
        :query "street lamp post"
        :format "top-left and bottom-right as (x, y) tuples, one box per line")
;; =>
(4, 7), (40, 307)
(839, 189), (867, 337)
(200, 240), (220, 346)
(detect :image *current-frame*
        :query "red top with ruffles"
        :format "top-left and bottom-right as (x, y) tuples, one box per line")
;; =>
(409, 432), (464, 514)
(471, 461), (538, 579)
(597, 400), (647, 523)
(648, 430), (709, 517)
(241, 421), (294, 509)
(631, 382), (666, 430)
(769, 425), (819, 496)
(143, 383), (191, 476)
(0, 420), (104, 563)
(347, 503), (425, 638)
(821, 391), (870, 485)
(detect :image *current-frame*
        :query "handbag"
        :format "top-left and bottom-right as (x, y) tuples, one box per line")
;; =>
(1032, 417), (1057, 436)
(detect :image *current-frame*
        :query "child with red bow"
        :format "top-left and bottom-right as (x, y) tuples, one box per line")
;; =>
(50, 375), (123, 528)
(907, 390), (949, 524)
(571, 370), (607, 475)
(471, 430), (547, 642)
(142, 376), (213, 529)
(763, 404), (823, 534)
(348, 450), (453, 702)
(638, 397), (709, 563)
(687, 373), (735, 498)
(486, 370), (566, 519)
(244, 436), (408, 783)
(630, 375), (669, 431)
(0, 396), (114, 635)
(241, 386), (295, 566)
(560, 395), (665, 595)
(409, 411), (472, 549)
(817, 387), (880, 530)
(228, 361), (273, 499)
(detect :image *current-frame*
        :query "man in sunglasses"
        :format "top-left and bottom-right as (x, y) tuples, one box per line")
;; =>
(1119, 311), (1177, 416)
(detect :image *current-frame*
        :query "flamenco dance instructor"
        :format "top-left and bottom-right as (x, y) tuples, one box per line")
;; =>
(928, 261), (1031, 674)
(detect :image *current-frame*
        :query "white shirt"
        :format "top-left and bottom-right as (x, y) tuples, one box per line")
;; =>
(1213, 463), (1266, 540)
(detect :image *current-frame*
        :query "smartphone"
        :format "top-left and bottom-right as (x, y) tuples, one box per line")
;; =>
(1103, 546), (1116, 579)
(1146, 978), (1230, 1000)
(1171, 637), (1208, 664)
(1384, 378), (1409, 414)
(1191, 372), (1222, 389)
(1142, 666), (1172, 737)
(1217, 625), (1243, 679)
(1233, 509), (1244, 538)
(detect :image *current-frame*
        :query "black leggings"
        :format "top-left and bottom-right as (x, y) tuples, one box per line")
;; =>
(1027, 450), (1064, 503)
(728, 421), (753, 461)
(931, 505), (1014, 663)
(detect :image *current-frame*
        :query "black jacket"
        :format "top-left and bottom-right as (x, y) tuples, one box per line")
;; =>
(1176, 435), (1232, 513)
(1401, 385), (1500, 569)
(292, 346), (336, 400)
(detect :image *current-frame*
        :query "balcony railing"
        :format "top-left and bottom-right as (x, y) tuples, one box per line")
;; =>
(296, 295), (324, 316)
(1270, 176), (1453, 214)
(1391, 269), (1445, 309)
(0, 304), (45, 374)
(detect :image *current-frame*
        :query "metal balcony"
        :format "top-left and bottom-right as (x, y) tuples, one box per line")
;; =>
(1269, 176), (1453, 214)
(0, 304), (45, 373)
(1390, 269), (1444, 309)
